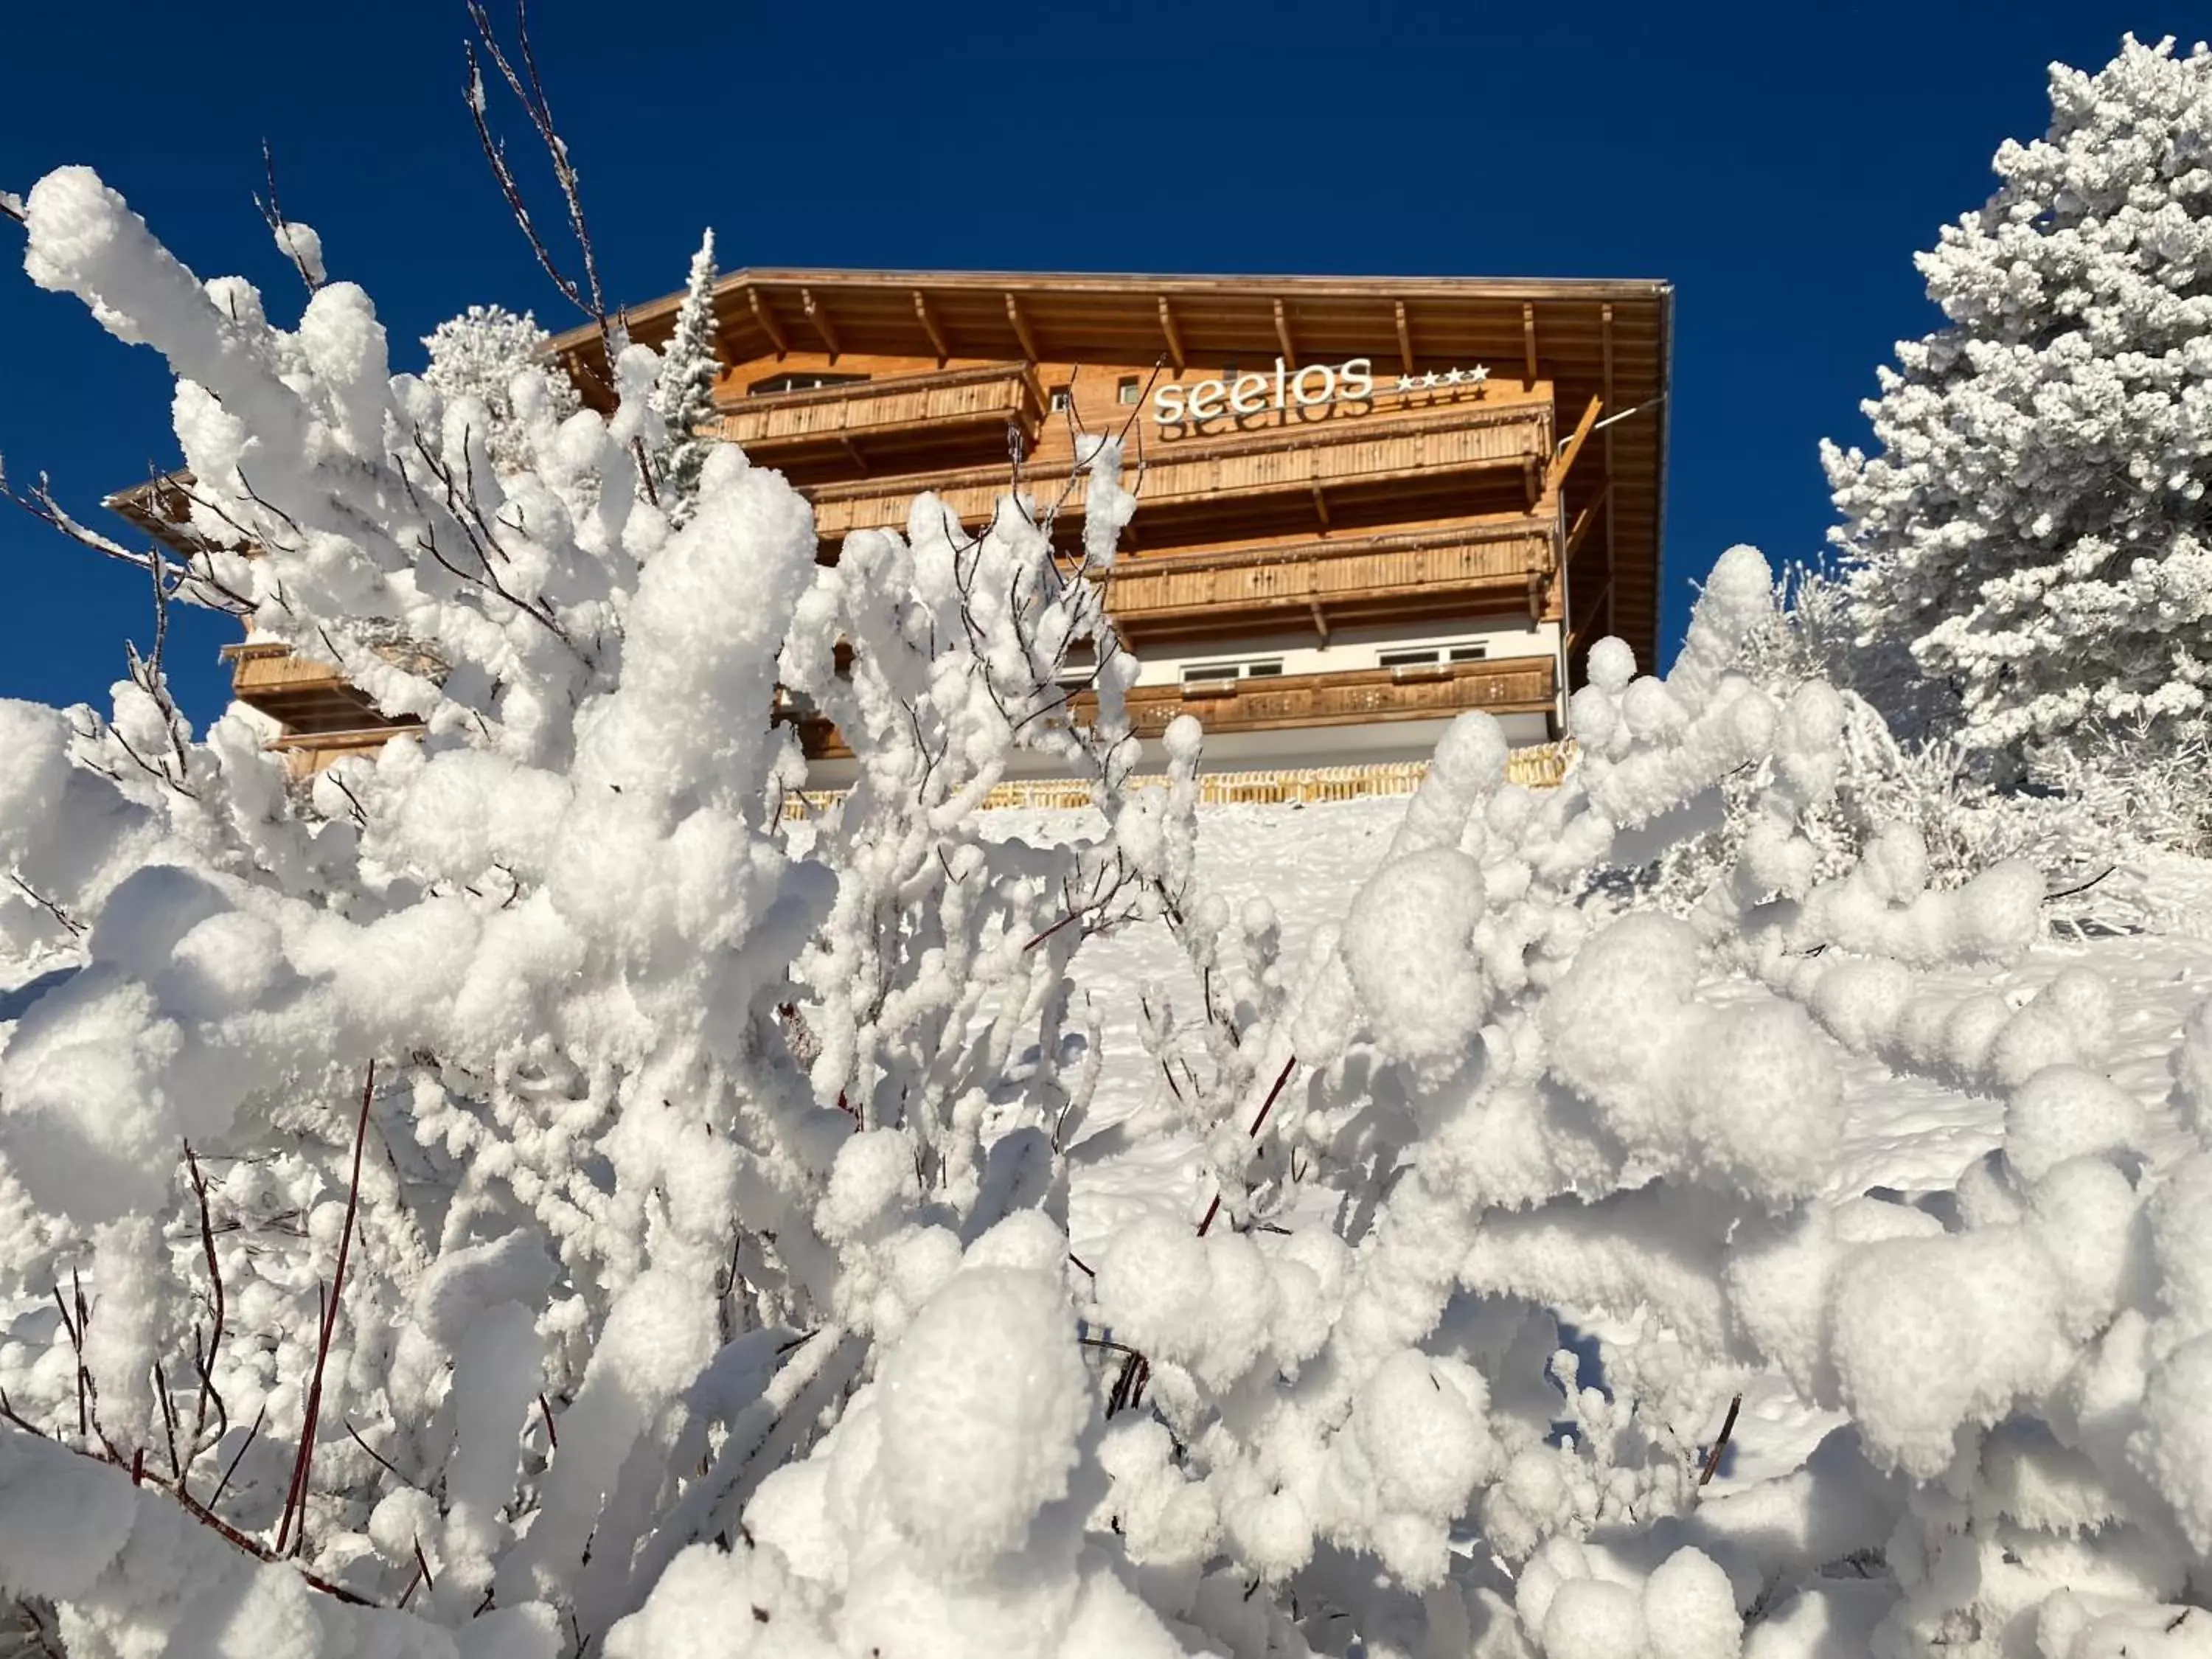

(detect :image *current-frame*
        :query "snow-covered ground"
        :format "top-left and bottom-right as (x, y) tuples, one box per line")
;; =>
(988, 796), (2212, 1495)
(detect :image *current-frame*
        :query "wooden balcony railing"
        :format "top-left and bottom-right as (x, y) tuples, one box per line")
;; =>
(223, 641), (383, 731)
(784, 655), (1556, 760)
(713, 362), (1044, 473)
(805, 396), (1556, 543)
(1106, 519), (1555, 641)
(1116, 655), (1557, 738)
(224, 638), (438, 742)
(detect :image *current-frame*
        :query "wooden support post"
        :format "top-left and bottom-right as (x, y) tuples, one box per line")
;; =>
(1568, 576), (1615, 657)
(1273, 299), (1298, 369)
(1310, 481), (1330, 531)
(1522, 302), (1539, 389)
(1563, 479), (1611, 565)
(1601, 302), (1617, 636)
(801, 288), (841, 359)
(1309, 598), (1331, 643)
(1521, 456), (1541, 510)
(1004, 293), (1042, 363)
(1394, 300), (1416, 376)
(1158, 296), (1187, 372)
(1545, 394), (1604, 495)
(913, 291), (952, 365)
(748, 288), (790, 358)
(838, 436), (869, 475)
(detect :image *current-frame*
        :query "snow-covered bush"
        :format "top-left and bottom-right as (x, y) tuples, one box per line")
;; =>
(1824, 35), (2212, 772)
(0, 163), (1150, 1657)
(421, 302), (581, 476)
(4, 164), (2211, 1659)
(1622, 565), (2206, 937)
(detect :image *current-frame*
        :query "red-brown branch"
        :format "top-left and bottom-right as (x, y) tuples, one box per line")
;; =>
(1697, 1393), (1743, 1486)
(275, 1062), (375, 1557)
(1196, 1052), (1298, 1237)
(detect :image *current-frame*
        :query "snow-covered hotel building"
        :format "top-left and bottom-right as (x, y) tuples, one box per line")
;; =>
(175, 269), (1672, 775)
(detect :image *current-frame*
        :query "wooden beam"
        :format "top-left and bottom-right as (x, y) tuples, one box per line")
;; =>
(913, 291), (952, 366)
(1563, 479), (1612, 565)
(1309, 598), (1330, 643)
(1310, 481), (1330, 530)
(1158, 296), (1187, 372)
(839, 435), (869, 476)
(1273, 299), (1298, 369)
(1601, 302), (1617, 636)
(1545, 394), (1604, 495)
(801, 288), (841, 359)
(747, 288), (791, 358)
(1522, 302), (1539, 389)
(1522, 455), (1541, 510)
(1568, 575), (1615, 657)
(1394, 300), (1415, 376)
(1004, 293), (1042, 363)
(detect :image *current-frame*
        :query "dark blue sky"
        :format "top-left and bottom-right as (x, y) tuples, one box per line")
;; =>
(0, 1), (2192, 726)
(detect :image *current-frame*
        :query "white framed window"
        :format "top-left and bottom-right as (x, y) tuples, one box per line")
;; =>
(1117, 376), (1143, 405)
(1380, 641), (1491, 671)
(1180, 658), (1283, 690)
(1049, 386), (1072, 412)
(748, 371), (869, 396)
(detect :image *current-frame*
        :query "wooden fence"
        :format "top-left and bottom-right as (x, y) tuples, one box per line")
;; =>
(782, 743), (1575, 819)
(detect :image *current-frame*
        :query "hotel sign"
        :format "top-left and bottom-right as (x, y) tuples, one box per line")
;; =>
(1152, 356), (1492, 428)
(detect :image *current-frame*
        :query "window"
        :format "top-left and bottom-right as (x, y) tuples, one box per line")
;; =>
(748, 371), (870, 396)
(1116, 376), (1142, 404)
(1180, 658), (1283, 690)
(1049, 385), (1073, 412)
(1380, 643), (1489, 670)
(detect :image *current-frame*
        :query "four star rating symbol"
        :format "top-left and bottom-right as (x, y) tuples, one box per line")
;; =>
(1393, 364), (1492, 393)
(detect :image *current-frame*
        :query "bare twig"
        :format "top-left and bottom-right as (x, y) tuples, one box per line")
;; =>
(1196, 1052), (1300, 1238)
(2044, 866), (2117, 903)
(254, 139), (321, 295)
(7, 874), (83, 938)
(275, 1062), (377, 1557)
(209, 1403), (265, 1512)
(184, 1144), (230, 1464)
(1697, 1394), (1743, 1486)
(464, 0), (625, 381)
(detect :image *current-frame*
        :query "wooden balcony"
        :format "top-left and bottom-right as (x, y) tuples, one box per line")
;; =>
(1106, 518), (1556, 643)
(223, 641), (384, 731)
(805, 395), (1556, 549)
(714, 363), (1045, 481)
(1117, 655), (1557, 738)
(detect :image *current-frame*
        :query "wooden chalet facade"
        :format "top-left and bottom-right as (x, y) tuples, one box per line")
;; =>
(147, 268), (1672, 778)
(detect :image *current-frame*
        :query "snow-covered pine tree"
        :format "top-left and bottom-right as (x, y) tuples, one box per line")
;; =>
(421, 302), (581, 476)
(649, 229), (723, 525)
(1823, 35), (2212, 772)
